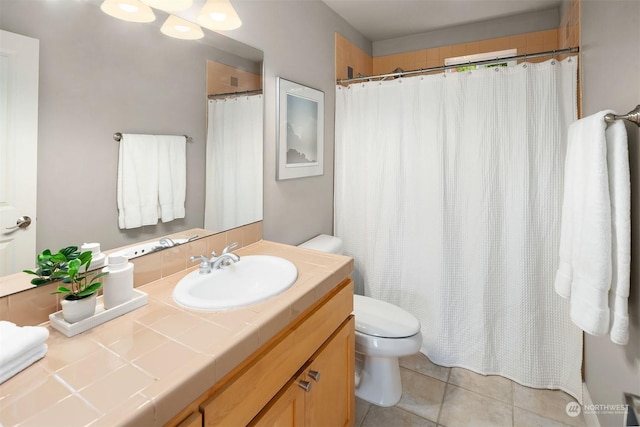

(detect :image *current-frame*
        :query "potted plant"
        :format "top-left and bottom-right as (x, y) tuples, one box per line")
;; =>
(24, 248), (109, 323)
(23, 246), (81, 286)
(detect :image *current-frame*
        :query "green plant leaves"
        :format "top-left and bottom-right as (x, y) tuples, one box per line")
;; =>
(23, 246), (107, 297)
(59, 246), (79, 259)
(78, 282), (102, 297)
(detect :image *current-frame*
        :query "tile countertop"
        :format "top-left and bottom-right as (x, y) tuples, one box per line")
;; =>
(0, 240), (354, 427)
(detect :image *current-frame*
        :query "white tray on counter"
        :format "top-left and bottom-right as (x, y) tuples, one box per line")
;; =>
(49, 289), (148, 337)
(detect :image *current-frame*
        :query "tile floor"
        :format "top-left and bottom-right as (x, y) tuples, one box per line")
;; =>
(355, 353), (587, 427)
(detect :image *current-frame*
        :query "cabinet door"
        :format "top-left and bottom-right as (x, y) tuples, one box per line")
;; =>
(176, 411), (203, 427)
(304, 317), (355, 427)
(250, 373), (306, 427)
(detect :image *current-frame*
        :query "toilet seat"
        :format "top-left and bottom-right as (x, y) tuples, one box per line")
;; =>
(354, 295), (420, 338)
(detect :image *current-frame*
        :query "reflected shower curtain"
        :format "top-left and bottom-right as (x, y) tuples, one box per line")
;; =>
(335, 58), (583, 399)
(205, 95), (263, 233)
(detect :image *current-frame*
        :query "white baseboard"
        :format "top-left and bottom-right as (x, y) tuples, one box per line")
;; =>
(583, 382), (602, 427)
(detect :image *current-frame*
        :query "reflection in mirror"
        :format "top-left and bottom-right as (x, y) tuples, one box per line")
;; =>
(205, 60), (263, 233)
(0, 0), (263, 294)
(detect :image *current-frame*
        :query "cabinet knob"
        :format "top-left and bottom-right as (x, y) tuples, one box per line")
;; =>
(308, 370), (321, 382)
(298, 380), (312, 392)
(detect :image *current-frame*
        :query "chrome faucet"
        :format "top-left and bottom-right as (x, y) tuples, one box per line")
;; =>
(159, 237), (176, 248)
(189, 242), (240, 274)
(211, 252), (240, 269)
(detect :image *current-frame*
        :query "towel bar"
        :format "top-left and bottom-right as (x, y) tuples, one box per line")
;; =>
(604, 105), (640, 127)
(113, 132), (193, 143)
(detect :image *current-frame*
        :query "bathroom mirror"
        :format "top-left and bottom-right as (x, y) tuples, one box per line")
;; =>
(0, 0), (263, 286)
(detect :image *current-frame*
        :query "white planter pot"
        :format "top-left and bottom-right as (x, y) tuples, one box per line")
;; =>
(61, 292), (97, 324)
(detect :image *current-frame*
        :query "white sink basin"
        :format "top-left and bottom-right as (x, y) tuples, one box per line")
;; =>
(172, 255), (298, 311)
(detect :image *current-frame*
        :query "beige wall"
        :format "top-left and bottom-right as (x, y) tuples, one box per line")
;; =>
(225, 1), (370, 245)
(581, 1), (640, 425)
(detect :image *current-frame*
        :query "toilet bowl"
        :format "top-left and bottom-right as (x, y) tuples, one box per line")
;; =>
(299, 234), (423, 407)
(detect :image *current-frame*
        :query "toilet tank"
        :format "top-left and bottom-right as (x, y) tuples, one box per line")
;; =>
(298, 234), (343, 255)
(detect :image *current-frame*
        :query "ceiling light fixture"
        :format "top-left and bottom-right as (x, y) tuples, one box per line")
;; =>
(142, 0), (193, 12)
(161, 15), (204, 40)
(197, 0), (242, 31)
(100, 0), (156, 22)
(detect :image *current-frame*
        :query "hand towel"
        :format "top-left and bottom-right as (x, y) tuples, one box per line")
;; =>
(0, 321), (49, 366)
(117, 134), (160, 229)
(555, 111), (630, 344)
(0, 343), (48, 385)
(157, 135), (186, 223)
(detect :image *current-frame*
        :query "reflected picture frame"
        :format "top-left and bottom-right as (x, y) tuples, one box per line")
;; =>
(276, 77), (324, 180)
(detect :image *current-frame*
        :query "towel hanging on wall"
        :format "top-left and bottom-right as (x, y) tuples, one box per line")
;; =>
(554, 110), (631, 345)
(117, 133), (186, 229)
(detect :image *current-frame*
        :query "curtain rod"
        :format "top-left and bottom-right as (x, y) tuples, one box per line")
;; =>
(208, 89), (263, 99)
(337, 47), (580, 84)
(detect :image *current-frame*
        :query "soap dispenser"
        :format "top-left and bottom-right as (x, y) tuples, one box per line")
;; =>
(102, 253), (134, 309)
(81, 242), (106, 270)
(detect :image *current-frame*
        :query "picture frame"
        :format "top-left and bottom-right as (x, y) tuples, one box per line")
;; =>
(276, 77), (324, 180)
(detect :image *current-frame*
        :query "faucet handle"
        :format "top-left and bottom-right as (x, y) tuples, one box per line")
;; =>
(190, 255), (208, 263)
(222, 242), (238, 255)
(190, 255), (211, 274)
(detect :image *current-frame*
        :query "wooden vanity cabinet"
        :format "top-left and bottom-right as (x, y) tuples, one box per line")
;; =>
(167, 278), (355, 427)
(251, 316), (355, 427)
(175, 412), (203, 427)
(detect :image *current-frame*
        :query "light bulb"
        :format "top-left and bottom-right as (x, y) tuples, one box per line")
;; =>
(210, 12), (227, 21)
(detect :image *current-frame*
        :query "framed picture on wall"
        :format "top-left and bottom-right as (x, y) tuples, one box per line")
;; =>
(276, 77), (324, 180)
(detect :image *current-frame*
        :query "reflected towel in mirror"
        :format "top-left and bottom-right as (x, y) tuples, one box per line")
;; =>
(117, 134), (186, 229)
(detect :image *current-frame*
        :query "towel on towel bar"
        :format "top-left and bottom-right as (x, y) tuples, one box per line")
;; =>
(0, 321), (49, 384)
(554, 111), (631, 345)
(117, 134), (159, 229)
(117, 134), (186, 229)
(157, 135), (186, 223)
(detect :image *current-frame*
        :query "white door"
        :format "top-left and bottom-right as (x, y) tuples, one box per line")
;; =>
(0, 30), (39, 276)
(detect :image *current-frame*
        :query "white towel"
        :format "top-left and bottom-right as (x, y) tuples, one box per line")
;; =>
(117, 134), (159, 229)
(0, 321), (49, 383)
(555, 111), (630, 344)
(0, 343), (48, 384)
(606, 120), (631, 345)
(157, 135), (186, 223)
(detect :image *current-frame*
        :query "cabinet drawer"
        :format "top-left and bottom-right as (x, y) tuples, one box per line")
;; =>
(201, 279), (353, 426)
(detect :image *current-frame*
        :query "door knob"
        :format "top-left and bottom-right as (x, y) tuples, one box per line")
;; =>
(5, 216), (32, 230)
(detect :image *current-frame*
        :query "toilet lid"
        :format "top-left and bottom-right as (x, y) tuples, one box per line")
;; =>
(353, 295), (421, 338)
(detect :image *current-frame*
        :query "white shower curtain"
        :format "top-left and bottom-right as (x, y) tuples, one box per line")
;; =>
(205, 95), (263, 233)
(335, 58), (583, 399)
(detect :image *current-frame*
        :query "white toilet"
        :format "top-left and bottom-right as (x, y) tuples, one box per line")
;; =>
(299, 234), (423, 407)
